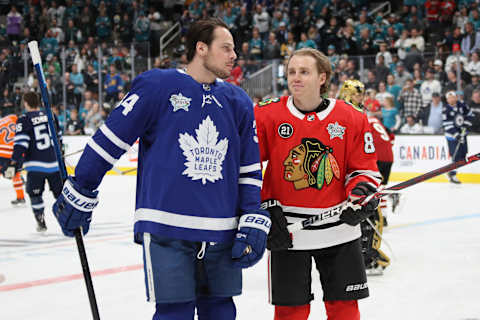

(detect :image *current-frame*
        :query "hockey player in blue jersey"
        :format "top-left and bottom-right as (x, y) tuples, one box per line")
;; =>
(52, 18), (270, 319)
(4, 92), (63, 232)
(443, 91), (474, 184)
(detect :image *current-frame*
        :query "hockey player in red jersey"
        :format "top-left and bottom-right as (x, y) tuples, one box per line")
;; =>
(339, 80), (393, 275)
(255, 48), (382, 320)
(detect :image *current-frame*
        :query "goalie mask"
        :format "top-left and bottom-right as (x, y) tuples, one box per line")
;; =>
(338, 79), (365, 110)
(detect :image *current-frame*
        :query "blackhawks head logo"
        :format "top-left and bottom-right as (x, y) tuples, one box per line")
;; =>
(283, 138), (340, 190)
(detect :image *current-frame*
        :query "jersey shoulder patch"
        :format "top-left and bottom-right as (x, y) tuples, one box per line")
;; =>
(258, 97), (280, 107)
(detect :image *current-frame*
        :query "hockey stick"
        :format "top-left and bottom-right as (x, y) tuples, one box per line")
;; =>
(65, 148), (85, 158)
(287, 151), (480, 233)
(28, 41), (100, 320)
(120, 167), (137, 175)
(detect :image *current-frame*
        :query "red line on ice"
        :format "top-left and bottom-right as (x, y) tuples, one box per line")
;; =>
(0, 264), (142, 292)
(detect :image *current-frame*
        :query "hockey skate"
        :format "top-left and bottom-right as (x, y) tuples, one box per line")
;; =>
(366, 266), (384, 276)
(448, 174), (461, 184)
(11, 198), (26, 206)
(34, 214), (47, 232)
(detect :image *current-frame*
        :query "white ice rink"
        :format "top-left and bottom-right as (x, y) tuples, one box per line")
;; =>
(1, 175), (480, 320)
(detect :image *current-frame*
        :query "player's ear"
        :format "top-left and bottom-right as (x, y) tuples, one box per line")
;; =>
(196, 41), (208, 58)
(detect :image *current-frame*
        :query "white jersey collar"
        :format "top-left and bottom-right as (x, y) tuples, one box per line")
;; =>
(286, 96), (336, 121)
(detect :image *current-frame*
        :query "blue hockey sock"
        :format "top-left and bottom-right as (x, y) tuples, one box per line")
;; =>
(153, 301), (195, 320)
(196, 297), (236, 320)
(30, 196), (44, 216)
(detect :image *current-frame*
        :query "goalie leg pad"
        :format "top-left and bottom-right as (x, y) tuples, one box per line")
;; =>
(153, 301), (195, 320)
(196, 297), (236, 320)
(274, 305), (310, 320)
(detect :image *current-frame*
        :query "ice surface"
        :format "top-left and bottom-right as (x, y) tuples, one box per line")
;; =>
(1, 176), (480, 319)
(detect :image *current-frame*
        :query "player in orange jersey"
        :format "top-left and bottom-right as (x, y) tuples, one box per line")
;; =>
(0, 114), (26, 205)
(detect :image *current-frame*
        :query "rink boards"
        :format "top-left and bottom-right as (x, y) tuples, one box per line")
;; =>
(62, 135), (480, 183)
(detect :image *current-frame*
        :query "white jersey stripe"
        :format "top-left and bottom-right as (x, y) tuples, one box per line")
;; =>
(239, 177), (263, 188)
(23, 161), (58, 168)
(14, 134), (30, 141)
(239, 162), (261, 174)
(99, 124), (131, 152)
(135, 208), (238, 231)
(87, 139), (118, 166)
(143, 233), (156, 303)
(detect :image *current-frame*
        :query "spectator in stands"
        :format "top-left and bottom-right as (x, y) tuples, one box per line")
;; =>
(134, 10), (151, 43)
(365, 70), (378, 91)
(386, 73), (402, 110)
(400, 115), (424, 134)
(445, 44), (468, 73)
(376, 42), (393, 67)
(6, 6), (22, 43)
(418, 91), (444, 134)
(65, 19), (82, 45)
(234, 5), (252, 47)
(375, 55), (390, 84)
(461, 21), (480, 53)
(469, 89), (480, 133)
(24, 6), (39, 40)
(96, 9), (112, 41)
(249, 27), (263, 60)
(465, 50), (480, 76)
(79, 99), (92, 123)
(443, 71), (460, 95)
(49, 18), (65, 44)
(226, 57), (244, 86)
(433, 59), (448, 84)
(454, 5), (470, 33)
(345, 59), (360, 81)
(464, 74), (480, 104)
(394, 29), (409, 60)
(280, 31), (296, 59)
(104, 64), (124, 104)
(84, 64), (99, 94)
(394, 62), (413, 87)
(375, 81), (392, 106)
(420, 68), (442, 107)
(65, 108), (84, 135)
(253, 4), (270, 40)
(400, 79), (423, 118)
(337, 24), (358, 56)
(404, 44), (424, 73)
(296, 32), (316, 50)
(41, 30), (59, 58)
(263, 32), (281, 60)
(84, 102), (103, 135)
(327, 44), (339, 67)
(70, 64), (84, 107)
(275, 22), (288, 46)
(364, 88), (382, 118)
(0, 87), (14, 116)
(382, 95), (401, 132)
(357, 28), (375, 57)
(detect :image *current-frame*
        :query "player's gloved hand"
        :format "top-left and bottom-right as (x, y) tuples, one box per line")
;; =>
(52, 177), (99, 237)
(232, 211), (271, 268)
(340, 182), (379, 226)
(261, 199), (292, 251)
(3, 165), (16, 179)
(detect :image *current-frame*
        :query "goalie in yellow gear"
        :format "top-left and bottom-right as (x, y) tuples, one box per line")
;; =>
(339, 79), (391, 275)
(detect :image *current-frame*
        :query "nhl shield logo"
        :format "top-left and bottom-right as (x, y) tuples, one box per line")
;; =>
(326, 122), (346, 140)
(170, 93), (192, 112)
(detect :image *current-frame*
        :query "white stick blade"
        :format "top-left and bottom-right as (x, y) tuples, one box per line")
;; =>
(28, 41), (42, 65)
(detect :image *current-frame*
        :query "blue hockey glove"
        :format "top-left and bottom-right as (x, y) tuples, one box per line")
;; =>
(232, 212), (271, 268)
(339, 182), (379, 226)
(53, 177), (99, 237)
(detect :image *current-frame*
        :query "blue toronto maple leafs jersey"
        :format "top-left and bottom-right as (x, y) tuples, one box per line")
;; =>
(74, 69), (263, 243)
(12, 110), (60, 173)
(442, 101), (474, 140)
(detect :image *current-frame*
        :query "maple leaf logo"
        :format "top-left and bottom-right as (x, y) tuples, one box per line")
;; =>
(178, 116), (229, 185)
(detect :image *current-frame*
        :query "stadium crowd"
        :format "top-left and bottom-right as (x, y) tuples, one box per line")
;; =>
(0, 0), (480, 134)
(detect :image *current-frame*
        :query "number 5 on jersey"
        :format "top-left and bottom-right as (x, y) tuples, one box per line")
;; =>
(117, 94), (140, 116)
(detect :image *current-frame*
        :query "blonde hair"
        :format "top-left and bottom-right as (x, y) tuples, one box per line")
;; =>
(288, 48), (332, 95)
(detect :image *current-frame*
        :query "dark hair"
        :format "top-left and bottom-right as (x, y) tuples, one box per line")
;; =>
(185, 18), (229, 62)
(23, 92), (40, 108)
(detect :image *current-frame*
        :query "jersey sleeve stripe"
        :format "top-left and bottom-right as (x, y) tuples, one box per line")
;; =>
(99, 124), (131, 151)
(23, 161), (59, 168)
(345, 170), (382, 185)
(239, 177), (263, 188)
(14, 141), (29, 148)
(135, 208), (238, 231)
(239, 162), (261, 174)
(87, 139), (118, 166)
(14, 134), (30, 141)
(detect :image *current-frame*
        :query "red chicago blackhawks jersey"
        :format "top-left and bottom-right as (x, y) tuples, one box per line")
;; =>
(255, 96), (382, 249)
(368, 116), (394, 162)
